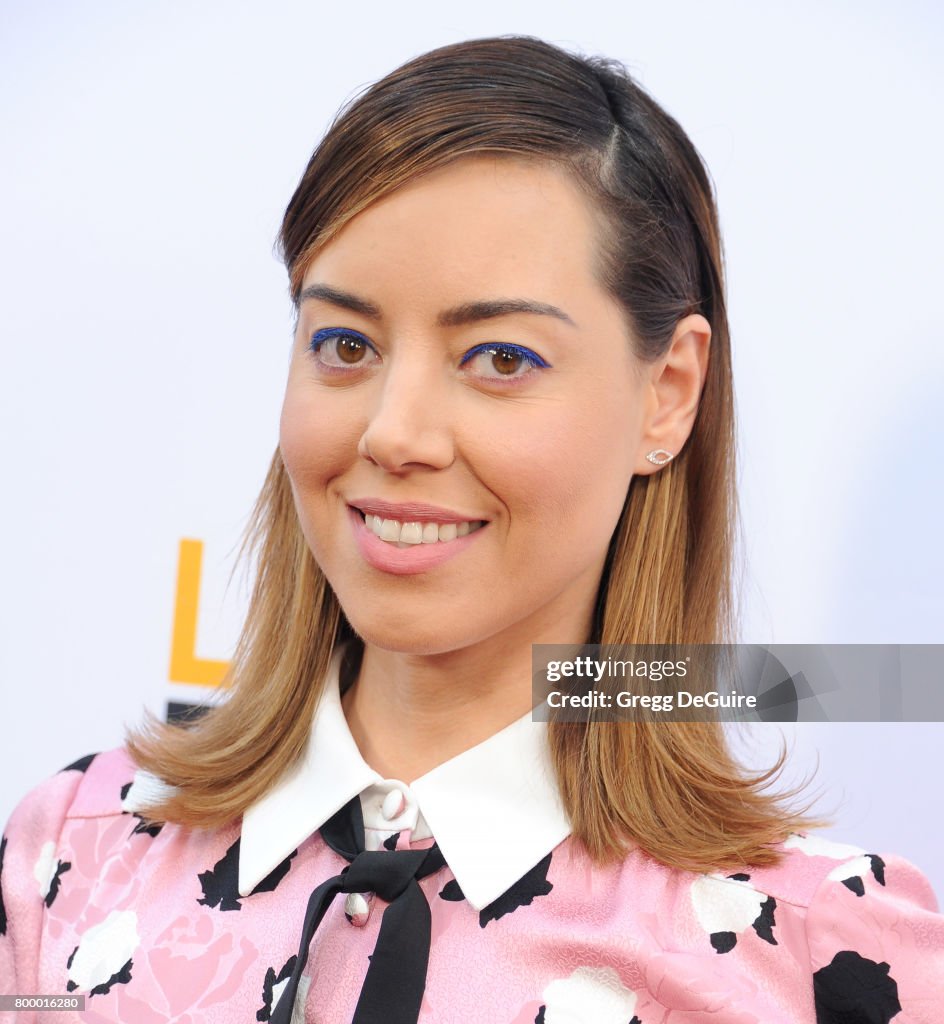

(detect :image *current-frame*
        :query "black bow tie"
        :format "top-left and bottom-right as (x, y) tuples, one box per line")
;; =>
(271, 795), (447, 1024)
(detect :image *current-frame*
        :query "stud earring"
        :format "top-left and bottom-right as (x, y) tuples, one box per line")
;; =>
(646, 449), (674, 466)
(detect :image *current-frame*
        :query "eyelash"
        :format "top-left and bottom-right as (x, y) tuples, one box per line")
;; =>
(308, 328), (552, 383)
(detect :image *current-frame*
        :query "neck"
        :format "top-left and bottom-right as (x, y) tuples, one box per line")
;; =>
(340, 599), (595, 782)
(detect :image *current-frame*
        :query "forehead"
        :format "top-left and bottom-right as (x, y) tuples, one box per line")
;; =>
(299, 156), (605, 304)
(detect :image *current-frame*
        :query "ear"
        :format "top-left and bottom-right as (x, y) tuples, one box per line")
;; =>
(635, 313), (711, 475)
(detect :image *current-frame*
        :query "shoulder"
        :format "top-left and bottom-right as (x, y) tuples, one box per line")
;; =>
(2, 747), (178, 914)
(787, 836), (943, 1021)
(690, 831), (939, 932)
(724, 832), (914, 909)
(3, 747), (161, 850)
(0, 749), (181, 991)
(733, 832), (939, 916)
(1, 749), (137, 962)
(705, 832), (944, 1021)
(683, 833), (883, 936)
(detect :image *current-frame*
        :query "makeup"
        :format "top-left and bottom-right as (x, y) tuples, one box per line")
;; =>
(348, 505), (486, 576)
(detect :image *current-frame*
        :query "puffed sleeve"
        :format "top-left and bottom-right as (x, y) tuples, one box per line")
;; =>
(0, 756), (94, 1001)
(806, 851), (944, 1023)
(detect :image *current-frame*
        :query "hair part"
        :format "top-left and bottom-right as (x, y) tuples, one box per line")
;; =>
(126, 34), (826, 871)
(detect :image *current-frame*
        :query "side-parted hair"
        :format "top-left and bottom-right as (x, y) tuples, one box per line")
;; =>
(126, 35), (824, 871)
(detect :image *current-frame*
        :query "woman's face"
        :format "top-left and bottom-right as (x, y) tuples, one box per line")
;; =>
(280, 156), (660, 656)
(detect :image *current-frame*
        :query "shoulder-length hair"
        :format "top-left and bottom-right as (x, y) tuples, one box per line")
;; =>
(126, 35), (823, 871)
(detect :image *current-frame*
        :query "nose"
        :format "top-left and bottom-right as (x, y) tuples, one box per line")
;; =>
(357, 359), (455, 473)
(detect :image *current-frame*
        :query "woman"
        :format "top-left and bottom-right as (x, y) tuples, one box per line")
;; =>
(1, 35), (941, 1024)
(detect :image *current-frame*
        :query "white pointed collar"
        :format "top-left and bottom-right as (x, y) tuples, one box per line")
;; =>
(238, 645), (572, 911)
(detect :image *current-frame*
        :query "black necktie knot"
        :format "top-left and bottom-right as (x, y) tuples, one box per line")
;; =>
(342, 845), (446, 902)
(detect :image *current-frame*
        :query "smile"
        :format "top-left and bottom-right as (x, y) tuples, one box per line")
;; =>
(347, 506), (487, 576)
(359, 511), (486, 547)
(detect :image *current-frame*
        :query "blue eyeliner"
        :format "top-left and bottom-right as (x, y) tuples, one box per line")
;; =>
(459, 342), (552, 369)
(308, 329), (551, 378)
(309, 327), (374, 353)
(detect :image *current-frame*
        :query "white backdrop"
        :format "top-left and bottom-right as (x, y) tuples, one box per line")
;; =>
(2, 1), (942, 897)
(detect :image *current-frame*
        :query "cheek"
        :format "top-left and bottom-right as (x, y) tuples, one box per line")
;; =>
(478, 385), (639, 546)
(278, 381), (360, 492)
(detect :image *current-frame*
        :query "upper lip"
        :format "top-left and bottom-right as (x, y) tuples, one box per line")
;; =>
(349, 498), (486, 524)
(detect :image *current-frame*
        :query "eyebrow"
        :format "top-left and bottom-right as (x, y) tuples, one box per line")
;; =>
(298, 283), (577, 329)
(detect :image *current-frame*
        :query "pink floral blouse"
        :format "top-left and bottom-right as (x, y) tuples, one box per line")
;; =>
(2, 653), (943, 1022)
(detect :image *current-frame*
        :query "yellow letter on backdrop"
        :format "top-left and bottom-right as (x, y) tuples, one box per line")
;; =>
(169, 538), (231, 687)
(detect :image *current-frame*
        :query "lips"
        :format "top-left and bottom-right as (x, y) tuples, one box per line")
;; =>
(349, 498), (487, 546)
(348, 498), (486, 525)
(347, 504), (486, 575)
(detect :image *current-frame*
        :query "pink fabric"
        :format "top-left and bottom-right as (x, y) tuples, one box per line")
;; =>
(1, 748), (942, 1023)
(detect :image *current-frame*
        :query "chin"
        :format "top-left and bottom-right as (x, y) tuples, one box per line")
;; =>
(339, 608), (486, 658)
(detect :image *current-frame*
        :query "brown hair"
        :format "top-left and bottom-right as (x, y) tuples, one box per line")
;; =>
(126, 35), (824, 871)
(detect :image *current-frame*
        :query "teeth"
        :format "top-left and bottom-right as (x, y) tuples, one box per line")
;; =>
(362, 512), (484, 546)
(379, 518), (401, 542)
(399, 522), (424, 545)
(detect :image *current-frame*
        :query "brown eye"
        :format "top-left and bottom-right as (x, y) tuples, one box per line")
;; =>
(309, 329), (379, 371)
(492, 349), (523, 375)
(337, 335), (367, 363)
(460, 342), (550, 383)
